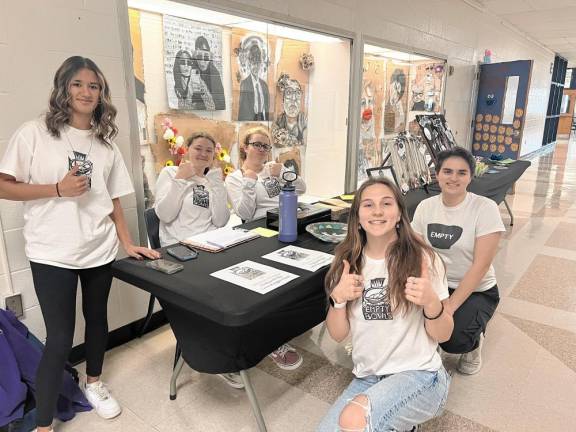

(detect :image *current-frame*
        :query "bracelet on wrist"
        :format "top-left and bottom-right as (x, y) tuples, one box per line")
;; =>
(329, 296), (347, 309)
(423, 302), (444, 320)
(55, 182), (62, 197)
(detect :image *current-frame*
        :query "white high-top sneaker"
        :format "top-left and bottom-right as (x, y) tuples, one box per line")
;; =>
(82, 381), (122, 419)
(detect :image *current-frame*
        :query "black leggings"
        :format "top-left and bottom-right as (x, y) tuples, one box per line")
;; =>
(30, 261), (113, 427)
(440, 285), (500, 354)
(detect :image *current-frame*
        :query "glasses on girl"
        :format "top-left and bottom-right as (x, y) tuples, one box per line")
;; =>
(248, 141), (271, 152)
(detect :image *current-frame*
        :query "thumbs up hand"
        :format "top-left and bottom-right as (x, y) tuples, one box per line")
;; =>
(331, 259), (364, 304)
(404, 258), (438, 308)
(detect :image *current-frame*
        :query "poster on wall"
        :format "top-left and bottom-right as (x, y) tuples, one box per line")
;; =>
(271, 37), (310, 177)
(358, 57), (386, 183)
(409, 62), (445, 112)
(384, 63), (410, 134)
(231, 30), (276, 122)
(163, 15), (226, 111)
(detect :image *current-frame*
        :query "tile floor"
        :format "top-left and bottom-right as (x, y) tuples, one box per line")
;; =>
(57, 136), (576, 431)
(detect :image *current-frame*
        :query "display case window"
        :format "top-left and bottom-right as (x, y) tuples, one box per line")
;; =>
(127, 0), (351, 207)
(357, 44), (447, 188)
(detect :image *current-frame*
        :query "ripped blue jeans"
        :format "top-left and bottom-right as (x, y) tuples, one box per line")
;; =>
(316, 366), (450, 432)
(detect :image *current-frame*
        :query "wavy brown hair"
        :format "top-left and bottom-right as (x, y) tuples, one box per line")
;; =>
(45, 56), (117, 146)
(325, 177), (438, 316)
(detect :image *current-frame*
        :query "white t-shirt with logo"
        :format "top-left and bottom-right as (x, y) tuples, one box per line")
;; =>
(349, 253), (449, 378)
(411, 192), (505, 292)
(225, 163), (306, 221)
(0, 119), (134, 269)
(154, 166), (230, 247)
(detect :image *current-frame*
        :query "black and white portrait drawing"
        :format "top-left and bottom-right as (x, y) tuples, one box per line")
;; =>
(272, 74), (307, 148)
(237, 35), (270, 121)
(163, 15), (225, 111)
(229, 266), (264, 280)
(385, 68), (407, 133)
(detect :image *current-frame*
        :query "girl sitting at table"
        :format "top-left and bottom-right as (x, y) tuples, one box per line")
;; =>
(154, 132), (230, 247)
(155, 132), (247, 390)
(411, 147), (505, 375)
(317, 177), (453, 432)
(225, 126), (306, 221)
(225, 126), (306, 371)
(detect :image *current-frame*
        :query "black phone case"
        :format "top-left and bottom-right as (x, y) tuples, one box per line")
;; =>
(167, 246), (198, 261)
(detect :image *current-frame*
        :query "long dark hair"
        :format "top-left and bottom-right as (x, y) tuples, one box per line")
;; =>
(325, 177), (438, 315)
(45, 56), (117, 146)
(173, 50), (192, 99)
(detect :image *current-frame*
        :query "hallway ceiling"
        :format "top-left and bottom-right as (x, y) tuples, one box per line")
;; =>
(479, 0), (576, 64)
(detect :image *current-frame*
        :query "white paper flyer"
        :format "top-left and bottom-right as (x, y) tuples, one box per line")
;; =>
(210, 260), (299, 294)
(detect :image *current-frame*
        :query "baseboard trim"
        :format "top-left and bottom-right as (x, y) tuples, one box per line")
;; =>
(69, 310), (168, 365)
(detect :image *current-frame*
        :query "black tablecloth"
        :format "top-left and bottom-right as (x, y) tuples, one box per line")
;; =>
(404, 160), (531, 218)
(112, 221), (333, 373)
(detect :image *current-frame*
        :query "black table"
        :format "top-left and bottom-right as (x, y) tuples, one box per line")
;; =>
(403, 160), (531, 223)
(112, 221), (334, 431)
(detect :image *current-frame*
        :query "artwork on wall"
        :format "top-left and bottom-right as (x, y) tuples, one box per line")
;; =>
(410, 62), (445, 112)
(163, 15), (226, 111)
(384, 65), (409, 133)
(231, 31), (275, 121)
(272, 73), (307, 148)
(358, 57), (386, 183)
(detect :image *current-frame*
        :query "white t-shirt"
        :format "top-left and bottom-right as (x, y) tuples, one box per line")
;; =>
(225, 163), (306, 221)
(349, 253), (449, 378)
(154, 166), (230, 247)
(0, 119), (134, 269)
(411, 192), (505, 292)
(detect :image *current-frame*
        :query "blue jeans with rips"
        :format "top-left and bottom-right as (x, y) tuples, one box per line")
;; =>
(316, 366), (450, 432)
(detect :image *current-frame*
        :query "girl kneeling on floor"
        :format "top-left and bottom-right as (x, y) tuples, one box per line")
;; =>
(317, 177), (453, 432)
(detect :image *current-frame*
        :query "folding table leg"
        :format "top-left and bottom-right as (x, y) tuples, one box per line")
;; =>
(170, 356), (185, 400)
(239, 369), (268, 432)
(503, 198), (514, 226)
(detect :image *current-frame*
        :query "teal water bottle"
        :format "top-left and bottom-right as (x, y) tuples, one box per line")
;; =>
(278, 171), (298, 243)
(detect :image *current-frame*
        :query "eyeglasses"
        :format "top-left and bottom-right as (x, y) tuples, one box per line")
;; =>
(248, 141), (271, 152)
(193, 51), (212, 61)
(179, 59), (193, 66)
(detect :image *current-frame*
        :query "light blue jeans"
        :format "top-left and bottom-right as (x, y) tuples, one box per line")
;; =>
(316, 367), (450, 432)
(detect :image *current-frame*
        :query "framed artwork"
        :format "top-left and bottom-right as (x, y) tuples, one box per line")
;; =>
(163, 15), (225, 111)
(366, 166), (399, 188)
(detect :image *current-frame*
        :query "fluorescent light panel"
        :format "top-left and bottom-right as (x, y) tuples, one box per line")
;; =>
(364, 44), (434, 62)
(127, 0), (343, 42)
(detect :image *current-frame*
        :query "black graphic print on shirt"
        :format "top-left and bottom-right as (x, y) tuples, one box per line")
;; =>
(427, 223), (463, 249)
(262, 177), (282, 198)
(362, 278), (392, 320)
(68, 151), (93, 188)
(192, 185), (209, 208)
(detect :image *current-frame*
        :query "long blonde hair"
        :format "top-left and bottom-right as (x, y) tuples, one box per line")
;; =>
(324, 177), (437, 315)
(45, 56), (117, 146)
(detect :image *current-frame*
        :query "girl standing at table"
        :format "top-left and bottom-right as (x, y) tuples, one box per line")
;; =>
(0, 56), (160, 432)
(154, 132), (229, 247)
(317, 177), (452, 432)
(225, 126), (306, 370)
(411, 147), (505, 375)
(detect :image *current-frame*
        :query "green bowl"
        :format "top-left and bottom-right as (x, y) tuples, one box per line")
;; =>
(305, 222), (348, 243)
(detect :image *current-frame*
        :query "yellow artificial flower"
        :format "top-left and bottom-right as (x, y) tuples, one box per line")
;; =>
(165, 160), (174, 166)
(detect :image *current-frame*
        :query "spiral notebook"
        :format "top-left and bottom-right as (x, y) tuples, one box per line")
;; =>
(181, 227), (260, 253)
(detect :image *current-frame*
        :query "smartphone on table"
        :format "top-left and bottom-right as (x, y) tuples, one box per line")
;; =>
(167, 245), (199, 261)
(145, 259), (184, 275)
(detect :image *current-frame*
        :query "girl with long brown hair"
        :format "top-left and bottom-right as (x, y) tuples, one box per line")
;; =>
(0, 56), (159, 431)
(317, 178), (453, 432)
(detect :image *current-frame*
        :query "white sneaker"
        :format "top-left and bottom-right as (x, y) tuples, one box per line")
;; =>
(458, 333), (484, 375)
(218, 372), (245, 389)
(82, 381), (122, 419)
